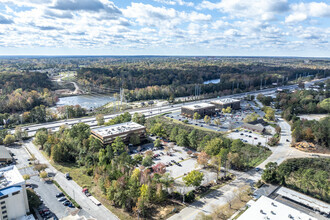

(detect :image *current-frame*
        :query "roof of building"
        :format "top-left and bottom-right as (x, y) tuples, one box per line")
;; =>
(0, 146), (12, 160)
(276, 187), (330, 214)
(238, 196), (316, 220)
(182, 103), (215, 110)
(17, 215), (36, 220)
(0, 165), (25, 189)
(211, 98), (240, 104)
(91, 122), (145, 137)
(242, 123), (265, 132)
(0, 185), (21, 196)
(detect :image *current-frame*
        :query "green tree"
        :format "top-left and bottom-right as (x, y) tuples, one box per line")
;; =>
(204, 115), (211, 124)
(169, 126), (178, 142)
(96, 114), (105, 126)
(262, 162), (278, 184)
(193, 112), (201, 121)
(34, 129), (48, 149)
(204, 137), (223, 156)
(188, 129), (198, 149)
(176, 129), (189, 147)
(3, 134), (15, 145)
(214, 118), (221, 127)
(150, 123), (166, 137)
(264, 106), (275, 121)
(129, 133), (140, 146)
(183, 170), (204, 187)
(27, 189), (41, 210)
(142, 156), (153, 167)
(154, 138), (162, 148)
(319, 98), (330, 112)
(111, 137), (126, 155)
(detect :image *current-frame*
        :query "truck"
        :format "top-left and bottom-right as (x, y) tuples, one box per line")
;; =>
(89, 196), (101, 206)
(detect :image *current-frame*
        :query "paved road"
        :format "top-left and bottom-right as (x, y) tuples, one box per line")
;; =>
(12, 77), (329, 137)
(24, 140), (119, 220)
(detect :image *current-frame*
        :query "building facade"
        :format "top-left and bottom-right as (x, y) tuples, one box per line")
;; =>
(181, 103), (216, 118)
(0, 166), (30, 220)
(91, 122), (146, 145)
(211, 98), (240, 110)
(0, 147), (13, 165)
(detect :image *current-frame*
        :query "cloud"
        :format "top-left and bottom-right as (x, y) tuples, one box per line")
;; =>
(154, 0), (194, 7)
(43, 9), (73, 19)
(285, 2), (330, 23)
(197, 0), (288, 21)
(51, 0), (121, 14)
(0, 14), (14, 24)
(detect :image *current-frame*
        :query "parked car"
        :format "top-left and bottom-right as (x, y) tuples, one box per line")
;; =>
(65, 173), (71, 180)
(58, 197), (66, 202)
(63, 201), (70, 206)
(56, 193), (64, 198)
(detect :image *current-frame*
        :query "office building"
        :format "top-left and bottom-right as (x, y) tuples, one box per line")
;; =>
(181, 103), (216, 118)
(0, 165), (30, 220)
(91, 122), (146, 145)
(211, 98), (240, 110)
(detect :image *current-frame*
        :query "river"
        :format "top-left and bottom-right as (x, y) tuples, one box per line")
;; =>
(56, 95), (115, 109)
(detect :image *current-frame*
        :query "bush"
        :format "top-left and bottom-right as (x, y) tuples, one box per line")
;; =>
(34, 164), (47, 171)
(184, 191), (195, 203)
(23, 174), (30, 180)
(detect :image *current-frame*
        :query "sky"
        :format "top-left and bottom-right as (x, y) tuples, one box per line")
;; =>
(0, 0), (329, 57)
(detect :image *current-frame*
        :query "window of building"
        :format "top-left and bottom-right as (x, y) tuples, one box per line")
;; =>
(3, 215), (8, 219)
(2, 210), (7, 214)
(0, 195), (8, 200)
(0, 201), (4, 205)
(1, 206), (5, 209)
(12, 191), (20, 196)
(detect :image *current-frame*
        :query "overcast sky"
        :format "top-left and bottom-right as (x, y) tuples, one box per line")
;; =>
(0, 0), (329, 56)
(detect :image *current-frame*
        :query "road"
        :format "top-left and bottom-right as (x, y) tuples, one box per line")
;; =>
(24, 140), (119, 220)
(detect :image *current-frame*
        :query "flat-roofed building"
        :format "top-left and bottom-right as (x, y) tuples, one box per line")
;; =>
(211, 98), (240, 110)
(0, 146), (13, 165)
(238, 196), (316, 220)
(181, 103), (216, 118)
(0, 165), (30, 220)
(91, 122), (146, 145)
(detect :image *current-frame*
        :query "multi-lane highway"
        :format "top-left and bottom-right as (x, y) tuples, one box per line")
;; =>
(15, 77), (329, 136)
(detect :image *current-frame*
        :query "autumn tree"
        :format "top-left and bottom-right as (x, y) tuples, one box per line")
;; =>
(197, 151), (210, 168)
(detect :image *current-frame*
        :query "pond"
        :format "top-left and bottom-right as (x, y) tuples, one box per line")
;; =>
(203, 79), (220, 84)
(56, 95), (115, 109)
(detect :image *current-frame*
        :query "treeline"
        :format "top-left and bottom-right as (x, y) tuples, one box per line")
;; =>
(292, 117), (329, 148)
(77, 61), (326, 101)
(262, 158), (330, 202)
(276, 89), (330, 121)
(0, 71), (52, 94)
(0, 88), (57, 114)
(146, 116), (271, 170)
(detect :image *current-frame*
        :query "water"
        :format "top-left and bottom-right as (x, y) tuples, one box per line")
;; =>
(56, 95), (115, 109)
(203, 79), (220, 84)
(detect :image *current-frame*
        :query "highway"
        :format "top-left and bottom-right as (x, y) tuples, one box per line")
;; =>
(16, 77), (329, 136)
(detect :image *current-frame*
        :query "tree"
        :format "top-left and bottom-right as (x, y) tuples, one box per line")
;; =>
(211, 154), (222, 180)
(169, 126), (178, 141)
(176, 129), (189, 147)
(183, 170), (204, 187)
(319, 98), (330, 112)
(193, 112), (201, 121)
(154, 138), (161, 148)
(23, 174), (30, 180)
(204, 115), (211, 124)
(188, 129), (198, 149)
(96, 114), (105, 126)
(142, 156), (153, 167)
(152, 162), (166, 174)
(204, 138), (223, 156)
(39, 171), (48, 179)
(34, 129), (48, 149)
(214, 118), (221, 127)
(150, 123), (166, 137)
(111, 137), (126, 155)
(129, 133), (140, 146)
(262, 162), (278, 184)
(264, 106), (275, 121)
(27, 189), (41, 210)
(15, 126), (27, 141)
(225, 106), (232, 113)
(197, 151), (209, 168)
(3, 134), (15, 145)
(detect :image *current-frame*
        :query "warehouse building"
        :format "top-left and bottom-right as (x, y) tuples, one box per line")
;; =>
(211, 98), (240, 110)
(238, 196), (316, 220)
(0, 165), (30, 220)
(91, 122), (146, 145)
(181, 103), (216, 118)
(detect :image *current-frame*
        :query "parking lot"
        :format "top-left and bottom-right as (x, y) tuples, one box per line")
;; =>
(133, 139), (219, 194)
(226, 129), (269, 147)
(166, 100), (264, 133)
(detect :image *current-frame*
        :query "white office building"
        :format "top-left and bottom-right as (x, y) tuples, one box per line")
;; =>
(0, 166), (30, 220)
